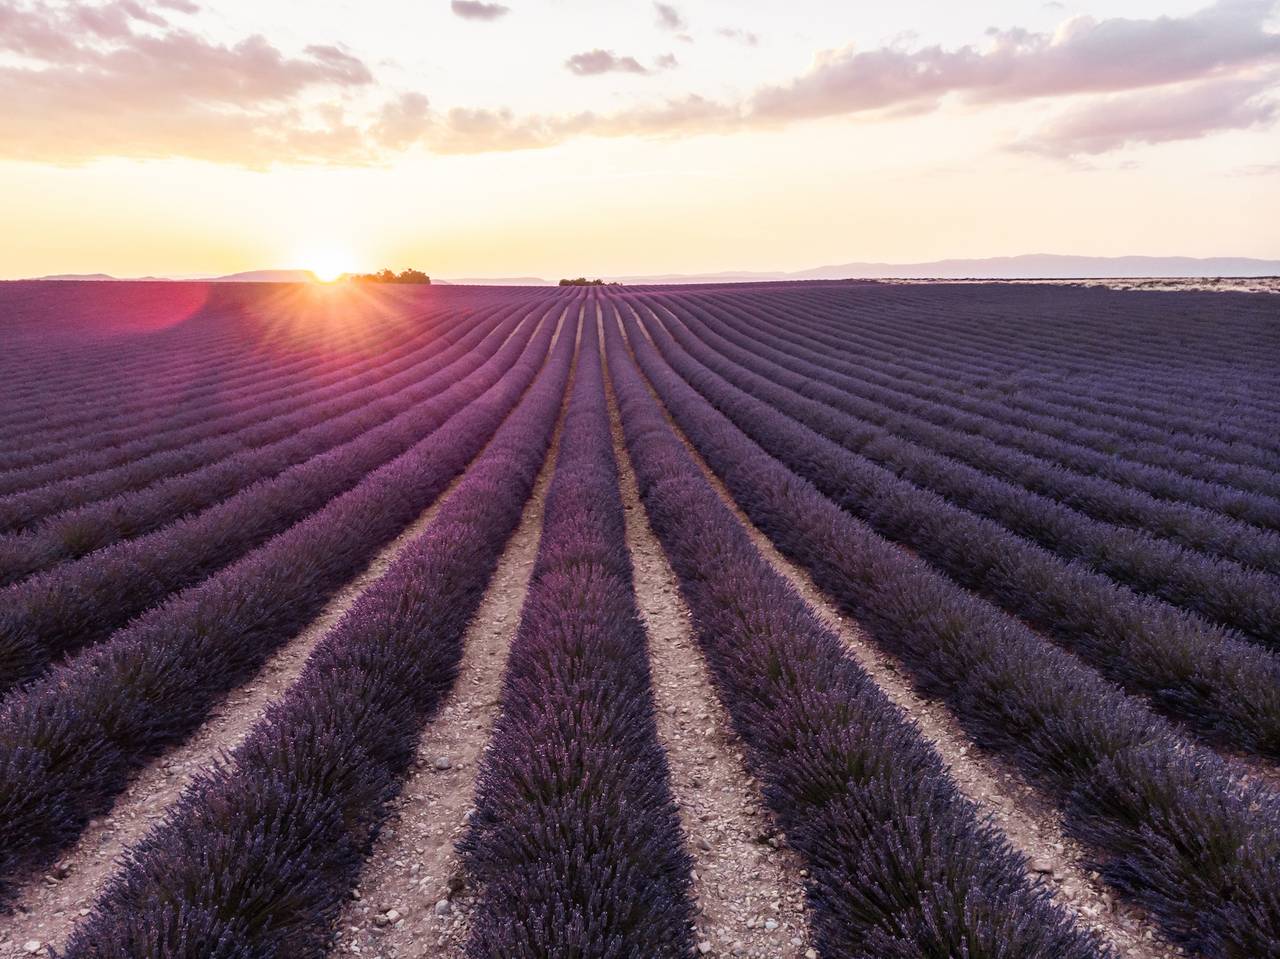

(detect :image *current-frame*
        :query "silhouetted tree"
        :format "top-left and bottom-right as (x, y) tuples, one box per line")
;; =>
(351, 268), (431, 285)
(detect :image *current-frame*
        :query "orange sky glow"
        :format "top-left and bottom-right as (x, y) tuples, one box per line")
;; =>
(1, 0), (1277, 279)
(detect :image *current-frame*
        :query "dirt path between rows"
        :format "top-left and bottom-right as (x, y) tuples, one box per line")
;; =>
(612, 303), (1182, 959)
(610, 392), (812, 959)
(328, 313), (578, 959)
(695, 465), (1182, 959)
(327, 440), (552, 958)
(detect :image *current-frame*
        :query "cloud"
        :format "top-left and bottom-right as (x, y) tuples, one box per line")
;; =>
(1016, 71), (1278, 155)
(424, 95), (736, 153)
(0, 0), (376, 165)
(538, 2), (1279, 156)
(750, 0), (1280, 120)
(450, 1), (509, 21)
(1, 0), (1274, 167)
(565, 49), (650, 75)
(372, 92), (432, 150)
(717, 27), (758, 46)
(654, 3), (685, 31)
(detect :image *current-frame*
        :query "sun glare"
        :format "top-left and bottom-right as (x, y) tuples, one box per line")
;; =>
(296, 246), (357, 283)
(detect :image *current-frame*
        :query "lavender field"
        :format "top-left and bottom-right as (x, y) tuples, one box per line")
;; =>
(0, 279), (1278, 959)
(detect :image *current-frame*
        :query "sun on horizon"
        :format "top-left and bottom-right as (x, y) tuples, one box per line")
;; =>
(295, 245), (360, 283)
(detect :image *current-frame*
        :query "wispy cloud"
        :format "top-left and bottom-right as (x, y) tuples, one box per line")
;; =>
(1016, 72), (1278, 156)
(1237, 159), (1280, 174)
(450, 1), (510, 22)
(653, 3), (684, 32)
(717, 27), (759, 47)
(546, 1), (1280, 155)
(0, 0), (376, 165)
(372, 92), (432, 150)
(425, 95), (734, 153)
(0, 0), (1274, 166)
(565, 49), (650, 76)
(750, 0), (1280, 120)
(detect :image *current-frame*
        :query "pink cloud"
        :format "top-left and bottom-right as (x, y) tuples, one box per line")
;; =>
(72, 1), (164, 38)
(566, 49), (650, 76)
(373, 92), (432, 150)
(0, 0), (375, 164)
(1016, 72), (1279, 155)
(654, 3), (685, 32)
(424, 95), (736, 154)
(750, 0), (1280, 120)
(0, 0), (1274, 166)
(450, 1), (509, 22)
(717, 27), (759, 47)
(492, 4), (1279, 156)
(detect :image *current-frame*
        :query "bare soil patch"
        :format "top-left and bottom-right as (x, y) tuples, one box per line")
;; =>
(610, 396), (811, 959)
(329, 316), (576, 959)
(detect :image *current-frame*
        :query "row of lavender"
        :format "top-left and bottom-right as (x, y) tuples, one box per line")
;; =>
(43, 294), (1109, 957)
(819, 291), (1280, 492)
(0, 292), (554, 496)
(0, 284), (272, 423)
(603, 310), (1104, 957)
(708, 289), (1280, 535)
(626, 280), (1280, 429)
(666, 295), (1280, 618)
(737, 283), (1280, 434)
(610, 291), (1280, 954)
(739, 286), (1280, 490)
(0, 281), (1274, 956)
(61, 304), (580, 955)
(710, 298), (1280, 583)
(0, 291), (565, 899)
(0, 291), (377, 439)
(633, 296), (1280, 756)
(0, 284), (524, 441)
(0, 303), (546, 690)
(0, 304), (456, 489)
(459, 315), (696, 954)
(0, 307), (518, 582)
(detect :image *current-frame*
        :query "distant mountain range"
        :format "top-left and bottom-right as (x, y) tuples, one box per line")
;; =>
(26, 269), (319, 283)
(435, 277), (551, 286)
(607, 254), (1280, 284)
(212, 270), (319, 283)
(31, 272), (178, 282)
(20, 255), (1280, 285)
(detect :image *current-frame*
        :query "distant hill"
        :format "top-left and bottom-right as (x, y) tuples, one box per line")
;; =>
(209, 270), (317, 283)
(438, 276), (552, 286)
(21, 255), (1280, 286)
(606, 270), (780, 284)
(611, 254), (1280, 284)
(30, 273), (119, 281)
(795, 254), (1280, 280)
(23, 269), (317, 283)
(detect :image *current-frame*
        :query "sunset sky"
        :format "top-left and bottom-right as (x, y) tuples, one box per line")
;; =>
(1, 0), (1278, 279)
